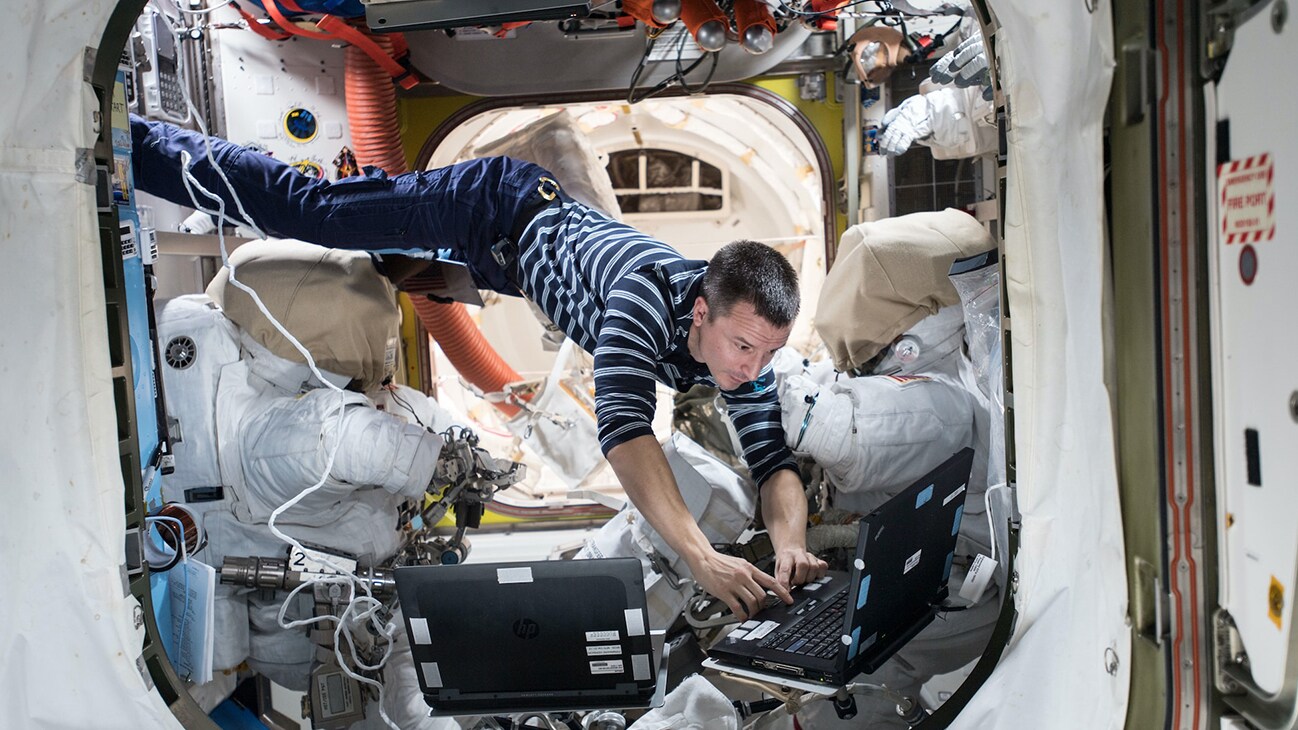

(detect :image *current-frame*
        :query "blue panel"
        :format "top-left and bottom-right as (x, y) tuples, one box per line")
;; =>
(952, 504), (965, 536)
(150, 571), (173, 653)
(113, 70), (161, 472)
(915, 484), (934, 509)
(943, 551), (954, 582)
(856, 574), (872, 610)
(210, 698), (271, 730)
(848, 626), (862, 660)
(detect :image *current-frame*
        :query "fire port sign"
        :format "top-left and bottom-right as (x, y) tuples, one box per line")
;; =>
(1219, 154), (1275, 244)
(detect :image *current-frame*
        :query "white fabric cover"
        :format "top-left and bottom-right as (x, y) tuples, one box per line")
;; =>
(0, 2), (181, 727)
(630, 674), (739, 730)
(578, 433), (756, 629)
(472, 110), (623, 219)
(947, 2), (1127, 728)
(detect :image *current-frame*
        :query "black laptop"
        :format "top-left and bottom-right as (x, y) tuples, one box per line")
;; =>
(394, 557), (659, 714)
(709, 448), (974, 685)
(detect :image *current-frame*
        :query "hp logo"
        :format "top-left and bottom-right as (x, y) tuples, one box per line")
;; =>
(512, 618), (540, 640)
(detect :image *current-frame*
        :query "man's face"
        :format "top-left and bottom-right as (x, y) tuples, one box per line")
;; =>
(692, 297), (792, 391)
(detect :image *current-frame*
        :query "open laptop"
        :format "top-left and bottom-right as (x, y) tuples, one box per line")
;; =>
(709, 448), (974, 686)
(394, 557), (660, 714)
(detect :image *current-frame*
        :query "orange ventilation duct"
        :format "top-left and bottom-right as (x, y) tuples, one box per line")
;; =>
(408, 296), (523, 418)
(343, 30), (523, 417)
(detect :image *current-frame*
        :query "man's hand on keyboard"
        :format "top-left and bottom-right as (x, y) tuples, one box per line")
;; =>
(689, 548), (792, 621)
(774, 546), (829, 593)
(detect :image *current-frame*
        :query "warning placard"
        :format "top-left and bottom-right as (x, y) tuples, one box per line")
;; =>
(1218, 154), (1275, 244)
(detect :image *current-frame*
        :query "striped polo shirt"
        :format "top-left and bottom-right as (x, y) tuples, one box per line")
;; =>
(514, 198), (796, 488)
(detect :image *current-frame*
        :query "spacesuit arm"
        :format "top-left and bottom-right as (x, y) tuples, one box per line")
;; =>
(879, 85), (996, 159)
(239, 389), (442, 509)
(924, 84), (997, 160)
(320, 396), (443, 500)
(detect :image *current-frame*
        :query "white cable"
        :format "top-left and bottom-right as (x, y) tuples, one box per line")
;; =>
(174, 0), (235, 15)
(983, 481), (1007, 562)
(167, 71), (400, 729)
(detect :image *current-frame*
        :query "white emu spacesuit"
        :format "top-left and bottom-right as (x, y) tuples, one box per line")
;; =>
(780, 209), (1003, 728)
(156, 238), (460, 729)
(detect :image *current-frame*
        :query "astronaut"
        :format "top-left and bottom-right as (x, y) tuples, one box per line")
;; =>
(776, 209), (1003, 728)
(156, 238), (462, 728)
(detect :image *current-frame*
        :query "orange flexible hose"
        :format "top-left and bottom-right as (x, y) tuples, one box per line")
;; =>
(343, 34), (524, 417)
(409, 296), (523, 418)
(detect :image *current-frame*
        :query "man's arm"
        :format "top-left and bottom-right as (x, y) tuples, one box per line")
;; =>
(724, 371), (826, 589)
(759, 468), (827, 589)
(595, 278), (792, 620)
(606, 435), (790, 620)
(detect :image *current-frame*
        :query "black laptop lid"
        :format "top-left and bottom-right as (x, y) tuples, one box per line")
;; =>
(395, 558), (654, 701)
(842, 448), (974, 670)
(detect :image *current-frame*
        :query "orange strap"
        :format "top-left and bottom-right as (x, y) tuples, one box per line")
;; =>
(316, 16), (420, 89)
(262, 0), (337, 39)
(232, 1), (291, 40)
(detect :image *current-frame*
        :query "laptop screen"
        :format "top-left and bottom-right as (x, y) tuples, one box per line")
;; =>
(396, 559), (655, 700)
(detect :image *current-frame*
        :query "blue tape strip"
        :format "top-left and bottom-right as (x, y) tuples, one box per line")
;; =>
(916, 485), (934, 509)
(952, 504), (965, 536)
(848, 626), (862, 660)
(943, 551), (954, 582)
(857, 574), (872, 610)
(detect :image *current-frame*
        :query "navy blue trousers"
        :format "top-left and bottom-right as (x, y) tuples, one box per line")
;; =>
(130, 115), (551, 292)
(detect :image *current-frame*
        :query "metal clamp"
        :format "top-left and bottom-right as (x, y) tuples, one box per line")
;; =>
(537, 176), (561, 200)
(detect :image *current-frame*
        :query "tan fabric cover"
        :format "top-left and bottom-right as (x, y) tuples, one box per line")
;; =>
(207, 239), (400, 392)
(816, 209), (993, 372)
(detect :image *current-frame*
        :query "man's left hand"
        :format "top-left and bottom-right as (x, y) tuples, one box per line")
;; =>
(773, 547), (828, 592)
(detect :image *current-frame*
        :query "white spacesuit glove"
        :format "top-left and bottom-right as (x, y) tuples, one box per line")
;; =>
(878, 95), (934, 156)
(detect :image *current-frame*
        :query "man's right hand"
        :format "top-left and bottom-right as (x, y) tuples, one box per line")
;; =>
(686, 547), (792, 622)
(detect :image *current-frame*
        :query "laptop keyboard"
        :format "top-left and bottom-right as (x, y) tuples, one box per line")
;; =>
(759, 588), (849, 659)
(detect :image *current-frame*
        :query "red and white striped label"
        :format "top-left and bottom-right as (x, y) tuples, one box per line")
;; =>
(1218, 154), (1275, 245)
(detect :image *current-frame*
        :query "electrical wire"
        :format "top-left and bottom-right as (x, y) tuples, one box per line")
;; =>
(984, 481), (1007, 563)
(385, 384), (428, 428)
(172, 0), (235, 15)
(626, 27), (719, 104)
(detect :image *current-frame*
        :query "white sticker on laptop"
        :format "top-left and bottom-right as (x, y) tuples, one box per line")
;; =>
(420, 662), (443, 689)
(496, 566), (534, 584)
(745, 620), (782, 642)
(803, 582), (822, 591)
(409, 618), (432, 646)
(727, 629), (749, 641)
(739, 620), (761, 630)
(904, 549), (922, 574)
(590, 660), (624, 675)
(632, 654), (651, 681)
(586, 630), (619, 642)
(586, 644), (622, 657)
(943, 484), (967, 506)
(624, 608), (646, 637)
